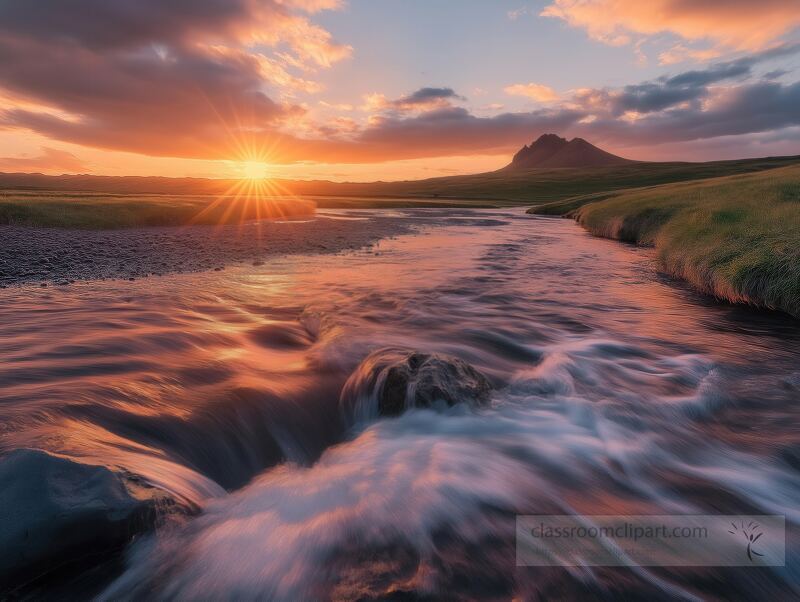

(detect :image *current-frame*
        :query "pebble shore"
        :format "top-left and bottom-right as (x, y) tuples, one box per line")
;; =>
(0, 213), (412, 287)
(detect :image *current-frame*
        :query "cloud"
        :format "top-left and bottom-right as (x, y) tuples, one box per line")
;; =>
(329, 54), (800, 162)
(397, 87), (464, 106)
(764, 69), (791, 80)
(574, 44), (800, 117)
(658, 45), (721, 66)
(0, 146), (87, 173)
(344, 78), (800, 161)
(283, 0), (344, 13)
(0, 0), (350, 67)
(559, 80), (800, 153)
(6, 72), (800, 166)
(0, 0), (348, 159)
(608, 80), (800, 145)
(6, 75), (800, 165)
(0, 3), (797, 168)
(504, 83), (560, 102)
(319, 101), (355, 111)
(362, 88), (466, 115)
(348, 107), (584, 159)
(0, 40), (294, 158)
(542, 0), (800, 53)
(208, 47), (324, 95)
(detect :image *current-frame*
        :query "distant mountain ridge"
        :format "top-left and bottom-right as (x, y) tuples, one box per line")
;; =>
(505, 134), (635, 169)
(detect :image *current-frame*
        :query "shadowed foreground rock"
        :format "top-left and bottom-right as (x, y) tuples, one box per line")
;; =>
(0, 449), (167, 588)
(341, 348), (492, 420)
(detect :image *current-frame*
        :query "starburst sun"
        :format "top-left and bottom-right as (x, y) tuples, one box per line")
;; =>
(240, 160), (270, 180)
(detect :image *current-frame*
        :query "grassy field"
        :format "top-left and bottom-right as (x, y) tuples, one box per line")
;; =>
(1, 154), (799, 229)
(0, 191), (315, 229)
(549, 164), (800, 317)
(301, 155), (800, 203)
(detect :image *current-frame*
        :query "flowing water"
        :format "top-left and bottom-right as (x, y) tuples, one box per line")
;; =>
(1, 208), (798, 600)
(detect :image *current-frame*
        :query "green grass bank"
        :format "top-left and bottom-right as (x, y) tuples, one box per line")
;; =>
(535, 164), (800, 317)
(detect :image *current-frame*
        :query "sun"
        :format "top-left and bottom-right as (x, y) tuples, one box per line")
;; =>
(240, 160), (270, 180)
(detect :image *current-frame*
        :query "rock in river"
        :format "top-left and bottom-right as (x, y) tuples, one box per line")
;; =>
(341, 348), (492, 421)
(0, 449), (165, 586)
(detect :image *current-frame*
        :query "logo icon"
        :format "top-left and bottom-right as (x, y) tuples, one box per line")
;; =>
(728, 520), (764, 562)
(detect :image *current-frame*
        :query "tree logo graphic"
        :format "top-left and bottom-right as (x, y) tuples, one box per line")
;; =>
(728, 520), (764, 562)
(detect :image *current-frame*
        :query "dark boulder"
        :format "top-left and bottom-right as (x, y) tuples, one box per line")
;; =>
(0, 449), (166, 587)
(341, 348), (492, 420)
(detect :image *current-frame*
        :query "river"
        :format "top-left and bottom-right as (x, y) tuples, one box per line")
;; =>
(1, 208), (798, 599)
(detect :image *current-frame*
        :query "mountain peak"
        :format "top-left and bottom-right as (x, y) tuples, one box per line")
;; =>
(534, 133), (568, 144)
(505, 134), (634, 169)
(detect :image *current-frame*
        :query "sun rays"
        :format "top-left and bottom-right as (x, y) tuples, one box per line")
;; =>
(239, 160), (271, 181)
(185, 104), (317, 229)
(187, 172), (315, 231)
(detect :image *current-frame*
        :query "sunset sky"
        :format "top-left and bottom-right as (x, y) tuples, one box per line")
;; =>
(1, 0), (799, 181)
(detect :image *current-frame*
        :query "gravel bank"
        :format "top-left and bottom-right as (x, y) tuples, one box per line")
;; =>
(0, 212), (414, 287)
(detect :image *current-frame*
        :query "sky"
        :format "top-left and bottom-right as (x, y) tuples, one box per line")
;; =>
(0, 0), (799, 181)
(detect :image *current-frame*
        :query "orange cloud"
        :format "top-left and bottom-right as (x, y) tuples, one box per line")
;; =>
(207, 46), (324, 95)
(239, 10), (351, 69)
(658, 45), (722, 66)
(0, 146), (87, 173)
(542, 0), (800, 52)
(279, 0), (343, 13)
(504, 83), (560, 102)
(318, 101), (355, 111)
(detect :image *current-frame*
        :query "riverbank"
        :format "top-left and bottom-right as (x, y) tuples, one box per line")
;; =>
(532, 164), (800, 318)
(0, 211), (415, 286)
(0, 192), (315, 229)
